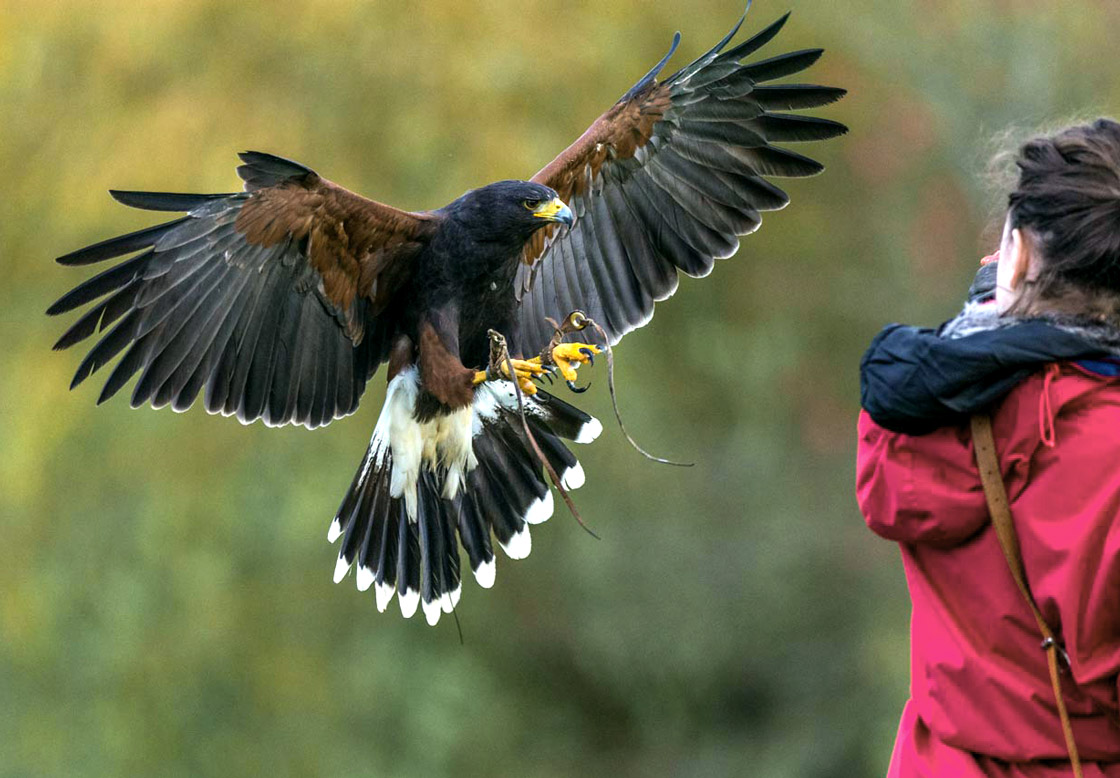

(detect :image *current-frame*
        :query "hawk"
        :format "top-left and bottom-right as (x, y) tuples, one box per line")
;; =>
(48, 8), (846, 625)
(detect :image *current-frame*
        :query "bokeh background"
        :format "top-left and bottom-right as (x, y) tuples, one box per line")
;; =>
(3, 1), (1119, 775)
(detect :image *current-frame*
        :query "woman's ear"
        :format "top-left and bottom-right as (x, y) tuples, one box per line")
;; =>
(1007, 228), (1032, 291)
(996, 219), (1040, 312)
(1008, 229), (1039, 293)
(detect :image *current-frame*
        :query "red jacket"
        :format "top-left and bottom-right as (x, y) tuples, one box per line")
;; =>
(857, 362), (1120, 777)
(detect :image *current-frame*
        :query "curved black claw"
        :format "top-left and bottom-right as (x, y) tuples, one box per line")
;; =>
(542, 371), (555, 384)
(566, 379), (589, 394)
(578, 347), (596, 366)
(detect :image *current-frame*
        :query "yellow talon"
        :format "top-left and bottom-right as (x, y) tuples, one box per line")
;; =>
(503, 359), (542, 396)
(550, 342), (600, 383)
(502, 358), (548, 378)
(474, 359), (541, 395)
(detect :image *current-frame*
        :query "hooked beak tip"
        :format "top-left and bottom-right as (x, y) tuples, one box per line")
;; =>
(533, 197), (574, 226)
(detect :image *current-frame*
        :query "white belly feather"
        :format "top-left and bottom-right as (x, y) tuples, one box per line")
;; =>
(374, 366), (477, 518)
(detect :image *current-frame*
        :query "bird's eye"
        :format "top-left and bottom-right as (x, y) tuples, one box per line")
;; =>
(523, 199), (541, 211)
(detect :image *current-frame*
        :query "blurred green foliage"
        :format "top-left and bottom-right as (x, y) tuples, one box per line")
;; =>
(3, 0), (1119, 775)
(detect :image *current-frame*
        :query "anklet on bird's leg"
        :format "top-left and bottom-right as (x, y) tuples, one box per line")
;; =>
(472, 329), (543, 396)
(473, 314), (601, 395)
(529, 310), (601, 392)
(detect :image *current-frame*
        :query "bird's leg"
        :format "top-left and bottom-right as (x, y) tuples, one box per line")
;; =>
(473, 330), (543, 396)
(529, 310), (601, 392)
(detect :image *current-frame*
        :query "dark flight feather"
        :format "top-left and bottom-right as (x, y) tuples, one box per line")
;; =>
(738, 48), (824, 82)
(514, 9), (846, 353)
(751, 84), (848, 111)
(56, 219), (189, 266)
(109, 190), (230, 212)
(49, 154), (436, 428)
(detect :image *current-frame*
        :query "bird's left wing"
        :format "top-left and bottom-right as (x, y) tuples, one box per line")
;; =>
(514, 9), (846, 356)
(48, 152), (437, 429)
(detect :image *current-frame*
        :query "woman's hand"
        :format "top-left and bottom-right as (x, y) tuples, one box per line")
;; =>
(967, 258), (999, 304)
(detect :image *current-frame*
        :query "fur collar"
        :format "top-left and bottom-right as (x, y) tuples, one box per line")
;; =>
(940, 300), (1120, 355)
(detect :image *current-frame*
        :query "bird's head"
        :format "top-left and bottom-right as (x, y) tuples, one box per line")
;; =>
(448, 180), (574, 246)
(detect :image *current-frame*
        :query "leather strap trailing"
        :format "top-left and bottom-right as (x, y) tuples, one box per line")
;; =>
(970, 413), (1083, 778)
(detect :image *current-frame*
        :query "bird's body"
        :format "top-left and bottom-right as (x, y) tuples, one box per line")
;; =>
(48, 7), (847, 624)
(394, 181), (567, 414)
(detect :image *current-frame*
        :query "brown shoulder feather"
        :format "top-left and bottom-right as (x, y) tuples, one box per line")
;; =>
(237, 174), (436, 338)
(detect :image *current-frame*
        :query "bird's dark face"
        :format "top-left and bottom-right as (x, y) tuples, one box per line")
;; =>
(449, 180), (574, 247)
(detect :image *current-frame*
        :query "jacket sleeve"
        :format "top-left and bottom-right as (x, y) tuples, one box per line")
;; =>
(855, 410), (990, 547)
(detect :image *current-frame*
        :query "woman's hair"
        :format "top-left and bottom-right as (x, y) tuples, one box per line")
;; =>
(1004, 118), (1120, 318)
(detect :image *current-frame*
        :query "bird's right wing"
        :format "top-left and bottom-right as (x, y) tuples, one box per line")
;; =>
(48, 151), (437, 429)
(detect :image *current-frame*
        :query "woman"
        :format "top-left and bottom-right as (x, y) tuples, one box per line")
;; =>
(857, 119), (1120, 777)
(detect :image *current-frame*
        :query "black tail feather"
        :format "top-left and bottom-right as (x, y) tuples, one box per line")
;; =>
(469, 442), (527, 553)
(455, 491), (495, 586)
(327, 378), (597, 624)
(528, 419), (580, 481)
(529, 389), (599, 442)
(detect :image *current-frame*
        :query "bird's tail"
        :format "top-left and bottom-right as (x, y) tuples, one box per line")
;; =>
(328, 366), (600, 625)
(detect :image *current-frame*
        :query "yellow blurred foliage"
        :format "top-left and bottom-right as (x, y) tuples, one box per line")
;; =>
(2, 1), (1119, 776)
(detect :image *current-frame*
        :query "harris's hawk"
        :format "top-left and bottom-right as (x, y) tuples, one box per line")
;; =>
(48, 9), (846, 625)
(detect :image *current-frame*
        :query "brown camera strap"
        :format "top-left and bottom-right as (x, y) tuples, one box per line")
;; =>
(970, 413), (1083, 778)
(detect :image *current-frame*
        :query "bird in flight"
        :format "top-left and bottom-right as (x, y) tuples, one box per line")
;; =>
(47, 7), (846, 625)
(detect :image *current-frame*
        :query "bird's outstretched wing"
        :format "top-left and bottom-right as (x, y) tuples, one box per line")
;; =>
(48, 151), (436, 429)
(514, 9), (846, 355)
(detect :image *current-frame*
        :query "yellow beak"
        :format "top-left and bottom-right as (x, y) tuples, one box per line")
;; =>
(533, 197), (574, 226)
